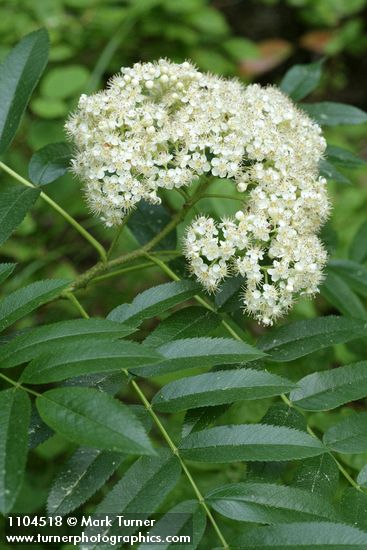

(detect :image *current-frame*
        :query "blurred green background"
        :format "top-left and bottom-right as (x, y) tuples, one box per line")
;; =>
(1, 1), (367, 544)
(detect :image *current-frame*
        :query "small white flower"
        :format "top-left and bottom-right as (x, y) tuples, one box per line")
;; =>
(67, 59), (329, 325)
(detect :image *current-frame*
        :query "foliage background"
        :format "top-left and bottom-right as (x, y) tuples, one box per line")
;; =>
(1, 0), (367, 548)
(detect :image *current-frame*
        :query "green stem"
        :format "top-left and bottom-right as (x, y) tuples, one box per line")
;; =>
(63, 292), (90, 319)
(91, 262), (156, 284)
(145, 254), (180, 281)
(330, 454), (362, 491)
(0, 372), (40, 398)
(199, 194), (245, 202)
(68, 189), (203, 293)
(87, 253), (182, 287)
(107, 213), (131, 259)
(150, 250), (182, 257)
(0, 161), (107, 262)
(126, 371), (230, 550)
(174, 188), (189, 202)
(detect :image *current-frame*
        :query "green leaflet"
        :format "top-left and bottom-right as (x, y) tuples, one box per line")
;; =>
(28, 406), (53, 449)
(137, 500), (206, 550)
(206, 482), (338, 523)
(279, 60), (323, 101)
(326, 145), (366, 170)
(28, 141), (73, 185)
(349, 220), (367, 264)
(323, 411), (367, 454)
(301, 102), (367, 126)
(182, 405), (229, 438)
(214, 274), (245, 312)
(153, 368), (294, 412)
(0, 186), (40, 247)
(128, 200), (177, 250)
(291, 361), (367, 411)
(61, 371), (126, 397)
(135, 337), (265, 377)
(328, 259), (367, 298)
(319, 159), (351, 185)
(47, 448), (125, 515)
(0, 263), (16, 285)
(180, 424), (325, 463)
(0, 279), (70, 333)
(93, 449), (180, 513)
(0, 318), (135, 369)
(258, 316), (367, 362)
(129, 405), (153, 433)
(0, 29), (49, 154)
(339, 488), (367, 533)
(232, 522), (367, 548)
(261, 404), (307, 432)
(21, 340), (163, 383)
(244, 405), (308, 484)
(84, 449), (181, 549)
(0, 389), (31, 513)
(292, 455), (339, 499)
(36, 387), (155, 455)
(321, 270), (367, 319)
(144, 306), (221, 348)
(107, 280), (201, 326)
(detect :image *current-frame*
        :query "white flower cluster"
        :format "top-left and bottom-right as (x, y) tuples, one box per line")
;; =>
(67, 59), (329, 325)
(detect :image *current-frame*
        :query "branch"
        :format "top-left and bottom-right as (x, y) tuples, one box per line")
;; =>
(0, 161), (107, 262)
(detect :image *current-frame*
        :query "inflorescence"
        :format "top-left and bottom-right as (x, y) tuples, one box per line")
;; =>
(66, 59), (330, 325)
